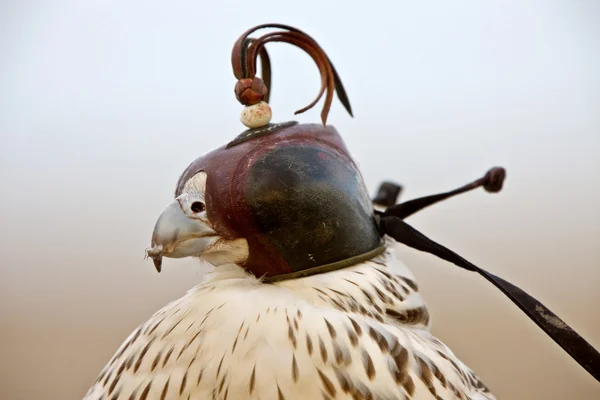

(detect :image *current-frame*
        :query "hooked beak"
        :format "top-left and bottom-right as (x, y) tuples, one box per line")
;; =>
(146, 201), (218, 272)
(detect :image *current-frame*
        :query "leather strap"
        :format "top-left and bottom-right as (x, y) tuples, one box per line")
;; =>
(374, 171), (600, 383)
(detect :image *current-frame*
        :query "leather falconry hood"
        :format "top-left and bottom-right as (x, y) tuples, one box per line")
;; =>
(172, 24), (600, 382)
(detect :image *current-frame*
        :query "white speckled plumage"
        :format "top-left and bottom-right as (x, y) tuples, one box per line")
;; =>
(83, 248), (494, 400)
(83, 172), (494, 400)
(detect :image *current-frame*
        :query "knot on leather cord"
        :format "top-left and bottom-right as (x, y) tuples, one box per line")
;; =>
(231, 24), (353, 125)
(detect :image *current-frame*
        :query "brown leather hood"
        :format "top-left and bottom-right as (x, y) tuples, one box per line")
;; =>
(174, 122), (383, 278)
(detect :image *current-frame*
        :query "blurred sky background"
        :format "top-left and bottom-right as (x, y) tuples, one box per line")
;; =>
(1, 0), (599, 399)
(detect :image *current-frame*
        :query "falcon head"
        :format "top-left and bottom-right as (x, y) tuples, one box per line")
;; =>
(147, 171), (249, 272)
(146, 122), (384, 279)
(146, 25), (383, 280)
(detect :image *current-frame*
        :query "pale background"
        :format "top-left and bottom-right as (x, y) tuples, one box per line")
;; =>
(1, 1), (599, 399)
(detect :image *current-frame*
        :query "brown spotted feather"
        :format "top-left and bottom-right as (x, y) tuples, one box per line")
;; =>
(83, 248), (493, 400)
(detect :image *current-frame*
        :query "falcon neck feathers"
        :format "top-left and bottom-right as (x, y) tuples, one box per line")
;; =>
(84, 243), (494, 400)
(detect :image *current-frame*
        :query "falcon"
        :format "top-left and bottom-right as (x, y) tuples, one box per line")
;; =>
(83, 24), (600, 400)
(83, 173), (494, 399)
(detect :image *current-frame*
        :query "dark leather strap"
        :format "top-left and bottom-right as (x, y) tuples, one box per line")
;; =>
(373, 173), (600, 383)
(262, 246), (386, 283)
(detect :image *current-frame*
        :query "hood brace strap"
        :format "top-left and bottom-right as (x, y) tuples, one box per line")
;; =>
(262, 245), (386, 283)
(374, 168), (600, 383)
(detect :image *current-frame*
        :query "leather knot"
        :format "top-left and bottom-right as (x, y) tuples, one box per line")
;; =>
(235, 77), (268, 106)
(482, 167), (506, 193)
